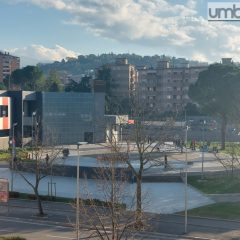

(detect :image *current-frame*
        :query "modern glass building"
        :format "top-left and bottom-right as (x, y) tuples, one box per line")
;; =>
(39, 92), (105, 145)
(0, 91), (105, 147)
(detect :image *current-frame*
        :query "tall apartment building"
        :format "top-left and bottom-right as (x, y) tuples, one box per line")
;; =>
(110, 58), (138, 101)
(0, 52), (20, 83)
(138, 59), (207, 114)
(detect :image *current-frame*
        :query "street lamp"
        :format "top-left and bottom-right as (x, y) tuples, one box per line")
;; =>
(201, 120), (206, 180)
(11, 122), (18, 191)
(31, 112), (36, 159)
(76, 141), (88, 240)
(184, 124), (189, 234)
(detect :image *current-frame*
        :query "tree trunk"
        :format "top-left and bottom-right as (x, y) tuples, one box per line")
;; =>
(135, 176), (143, 229)
(34, 188), (44, 216)
(221, 114), (227, 150)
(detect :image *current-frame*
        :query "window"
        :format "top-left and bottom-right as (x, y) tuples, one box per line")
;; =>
(149, 103), (155, 108)
(0, 106), (8, 117)
(167, 104), (172, 108)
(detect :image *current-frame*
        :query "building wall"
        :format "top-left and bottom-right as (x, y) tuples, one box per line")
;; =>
(0, 96), (11, 149)
(0, 91), (106, 147)
(0, 52), (20, 83)
(41, 92), (105, 145)
(110, 58), (138, 100)
(138, 60), (207, 114)
(6, 91), (23, 146)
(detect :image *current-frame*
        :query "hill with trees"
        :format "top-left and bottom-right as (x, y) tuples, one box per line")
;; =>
(38, 53), (206, 76)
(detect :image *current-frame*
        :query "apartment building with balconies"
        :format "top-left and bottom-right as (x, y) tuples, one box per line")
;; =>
(138, 59), (208, 115)
(0, 52), (20, 83)
(110, 58), (138, 101)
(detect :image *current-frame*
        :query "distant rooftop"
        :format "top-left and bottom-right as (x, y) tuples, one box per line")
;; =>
(0, 51), (19, 59)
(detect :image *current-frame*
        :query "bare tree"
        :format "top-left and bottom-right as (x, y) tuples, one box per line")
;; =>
(103, 92), (178, 228)
(72, 151), (136, 240)
(14, 121), (62, 216)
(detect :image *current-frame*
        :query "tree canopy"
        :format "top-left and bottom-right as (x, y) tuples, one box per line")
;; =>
(189, 63), (240, 149)
(65, 76), (91, 92)
(45, 70), (62, 92)
(9, 66), (62, 92)
(10, 66), (44, 91)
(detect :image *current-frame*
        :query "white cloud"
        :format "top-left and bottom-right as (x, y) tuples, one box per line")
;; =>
(6, 0), (240, 62)
(7, 44), (78, 66)
(192, 52), (208, 62)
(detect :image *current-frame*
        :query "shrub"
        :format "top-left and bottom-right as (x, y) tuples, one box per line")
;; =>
(9, 191), (20, 198)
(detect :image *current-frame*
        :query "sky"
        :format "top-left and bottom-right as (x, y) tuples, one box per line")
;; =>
(1, 0), (240, 66)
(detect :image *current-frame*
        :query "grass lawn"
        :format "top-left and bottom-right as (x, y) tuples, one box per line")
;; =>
(0, 151), (10, 161)
(188, 175), (240, 194)
(0, 148), (30, 162)
(185, 202), (240, 220)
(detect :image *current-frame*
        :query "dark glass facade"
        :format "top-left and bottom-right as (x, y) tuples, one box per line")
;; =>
(41, 92), (105, 145)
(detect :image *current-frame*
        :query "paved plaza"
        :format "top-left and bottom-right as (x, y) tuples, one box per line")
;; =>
(0, 144), (227, 214)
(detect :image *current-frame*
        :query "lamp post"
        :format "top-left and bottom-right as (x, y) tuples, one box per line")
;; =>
(11, 122), (18, 191)
(76, 141), (88, 240)
(184, 124), (189, 234)
(31, 112), (36, 159)
(120, 125), (123, 142)
(201, 120), (206, 180)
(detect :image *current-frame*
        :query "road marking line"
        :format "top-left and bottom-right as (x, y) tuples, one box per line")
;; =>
(46, 235), (75, 239)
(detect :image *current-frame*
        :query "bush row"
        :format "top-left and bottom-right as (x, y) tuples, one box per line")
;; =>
(9, 191), (126, 208)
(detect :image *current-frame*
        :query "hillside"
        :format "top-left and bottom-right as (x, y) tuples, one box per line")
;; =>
(39, 53), (207, 76)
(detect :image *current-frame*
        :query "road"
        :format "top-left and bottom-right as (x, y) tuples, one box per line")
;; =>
(0, 215), (97, 240)
(1, 199), (240, 239)
(0, 215), (216, 240)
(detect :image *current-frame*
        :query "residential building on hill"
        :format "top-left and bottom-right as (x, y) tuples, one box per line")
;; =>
(221, 58), (233, 65)
(137, 59), (208, 114)
(110, 58), (138, 101)
(0, 52), (20, 83)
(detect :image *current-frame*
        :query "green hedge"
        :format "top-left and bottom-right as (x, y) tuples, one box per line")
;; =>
(9, 191), (126, 208)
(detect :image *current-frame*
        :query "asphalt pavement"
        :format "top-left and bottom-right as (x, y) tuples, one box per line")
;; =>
(1, 199), (240, 239)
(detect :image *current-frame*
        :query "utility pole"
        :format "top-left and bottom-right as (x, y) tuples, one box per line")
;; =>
(184, 111), (188, 234)
(11, 122), (18, 191)
(76, 142), (88, 240)
(31, 112), (36, 159)
(201, 120), (206, 179)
